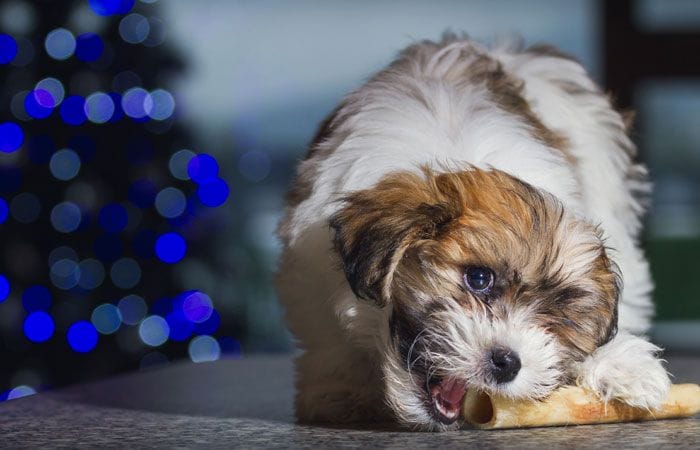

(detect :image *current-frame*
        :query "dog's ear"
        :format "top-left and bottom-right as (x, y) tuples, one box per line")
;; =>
(596, 251), (622, 347)
(329, 172), (457, 307)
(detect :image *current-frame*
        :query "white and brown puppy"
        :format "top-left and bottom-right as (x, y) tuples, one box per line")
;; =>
(276, 35), (670, 430)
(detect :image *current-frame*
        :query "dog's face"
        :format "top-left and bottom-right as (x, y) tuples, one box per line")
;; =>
(330, 168), (620, 429)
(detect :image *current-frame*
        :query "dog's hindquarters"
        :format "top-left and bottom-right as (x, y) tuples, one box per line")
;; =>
(494, 46), (654, 334)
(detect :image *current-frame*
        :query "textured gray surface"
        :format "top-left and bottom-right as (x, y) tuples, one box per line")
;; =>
(1, 354), (699, 448)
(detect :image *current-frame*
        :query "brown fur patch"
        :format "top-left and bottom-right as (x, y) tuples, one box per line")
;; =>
(331, 167), (619, 360)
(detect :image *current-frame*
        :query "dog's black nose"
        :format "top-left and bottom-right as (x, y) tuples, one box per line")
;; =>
(490, 347), (521, 384)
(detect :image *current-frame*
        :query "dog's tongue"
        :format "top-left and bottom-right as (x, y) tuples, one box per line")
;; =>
(434, 378), (468, 406)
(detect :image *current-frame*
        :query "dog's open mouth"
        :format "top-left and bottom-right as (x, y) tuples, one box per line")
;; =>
(429, 377), (468, 424)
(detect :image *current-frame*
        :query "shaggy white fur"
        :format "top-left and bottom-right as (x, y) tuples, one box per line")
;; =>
(276, 35), (670, 429)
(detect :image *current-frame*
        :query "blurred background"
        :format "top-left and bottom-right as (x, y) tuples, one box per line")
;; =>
(0, 0), (697, 401)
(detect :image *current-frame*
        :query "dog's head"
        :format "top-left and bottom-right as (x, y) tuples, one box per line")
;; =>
(330, 168), (620, 429)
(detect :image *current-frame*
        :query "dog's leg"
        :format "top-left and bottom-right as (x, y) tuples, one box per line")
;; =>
(576, 331), (670, 409)
(294, 347), (389, 423)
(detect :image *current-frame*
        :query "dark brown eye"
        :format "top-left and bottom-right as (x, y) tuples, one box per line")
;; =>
(463, 266), (494, 293)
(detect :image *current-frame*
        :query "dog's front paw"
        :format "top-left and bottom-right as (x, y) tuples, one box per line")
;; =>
(576, 332), (671, 409)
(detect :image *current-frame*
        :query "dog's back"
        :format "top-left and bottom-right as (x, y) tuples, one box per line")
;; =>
(276, 36), (660, 427)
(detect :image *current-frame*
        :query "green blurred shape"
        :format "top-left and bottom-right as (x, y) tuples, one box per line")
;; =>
(648, 238), (700, 319)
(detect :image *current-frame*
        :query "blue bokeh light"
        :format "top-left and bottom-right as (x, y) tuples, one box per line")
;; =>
(89, 0), (135, 16)
(0, 122), (24, 153)
(119, 13), (150, 44)
(22, 285), (52, 312)
(49, 149), (81, 181)
(110, 257), (141, 289)
(44, 28), (75, 60)
(118, 294), (147, 325)
(36, 78), (65, 106)
(165, 310), (193, 342)
(155, 232), (186, 264)
(85, 92), (115, 124)
(168, 149), (195, 180)
(151, 296), (173, 317)
(67, 321), (98, 353)
(147, 89), (175, 121)
(23, 312), (55, 343)
(0, 34), (18, 64)
(50, 258), (81, 290)
(193, 310), (220, 336)
(94, 233), (123, 262)
(60, 96), (87, 126)
(48, 246), (78, 267)
(50, 201), (82, 233)
(91, 303), (122, 335)
(6, 385), (37, 400)
(155, 187), (186, 218)
(10, 192), (41, 224)
(187, 154), (219, 183)
(139, 315), (170, 347)
(181, 291), (213, 324)
(188, 335), (221, 363)
(128, 179), (157, 208)
(98, 203), (128, 232)
(24, 89), (55, 119)
(77, 259), (105, 290)
(0, 274), (9, 303)
(75, 33), (104, 62)
(219, 336), (243, 358)
(197, 178), (229, 207)
(0, 198), (8, 224)
(122, 87), (151, 119)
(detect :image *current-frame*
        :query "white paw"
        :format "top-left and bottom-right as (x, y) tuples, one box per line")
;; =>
(576, 332), (671, 410)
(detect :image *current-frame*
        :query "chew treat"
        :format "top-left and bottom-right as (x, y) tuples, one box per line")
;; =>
(462, 383), (700, 429)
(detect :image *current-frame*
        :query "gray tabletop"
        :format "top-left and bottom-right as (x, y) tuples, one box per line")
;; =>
(1, 354), (699, 448)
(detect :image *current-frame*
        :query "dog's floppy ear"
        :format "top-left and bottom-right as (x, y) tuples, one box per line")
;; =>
(595, 250), (622, 347)
(329, 171), (457, 307)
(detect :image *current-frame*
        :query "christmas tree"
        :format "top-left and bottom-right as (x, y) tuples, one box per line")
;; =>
(0, 0), (238, 400)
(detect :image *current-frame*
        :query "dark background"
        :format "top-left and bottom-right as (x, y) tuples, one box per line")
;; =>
(0, 0), (698, 401)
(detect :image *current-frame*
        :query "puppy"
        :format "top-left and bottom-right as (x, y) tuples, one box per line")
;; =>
(276, 35), (670, 430)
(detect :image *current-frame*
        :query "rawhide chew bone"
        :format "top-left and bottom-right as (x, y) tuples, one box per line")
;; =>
(462, 383), (700, 429)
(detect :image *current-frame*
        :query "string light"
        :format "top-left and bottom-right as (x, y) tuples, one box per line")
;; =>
(50, 201), (82, 233)
(0, 122), (24, 153)
(89, 0), (135, 16)
(44, 28), (76, 60)
(49, 149), (81, 181)
(85, 92), (115, 123)
(0, 33), (18, 64)
(119, 13), (150, 44)
(0, 274), (9, 303)
(75, 33), (104, 62)
(188, 335), (221, 363)
(138, 315), (169, 346)
(117, 294), (147, 325)
(91, 303), (122, 334)
(67, 321), (98, 353)
(23, 312), (55, 343)
(0, 198), (8, 224)
(155, 232), (186, 264)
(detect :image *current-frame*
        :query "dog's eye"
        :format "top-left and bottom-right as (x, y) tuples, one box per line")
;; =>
(463, 266), (494, 293)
